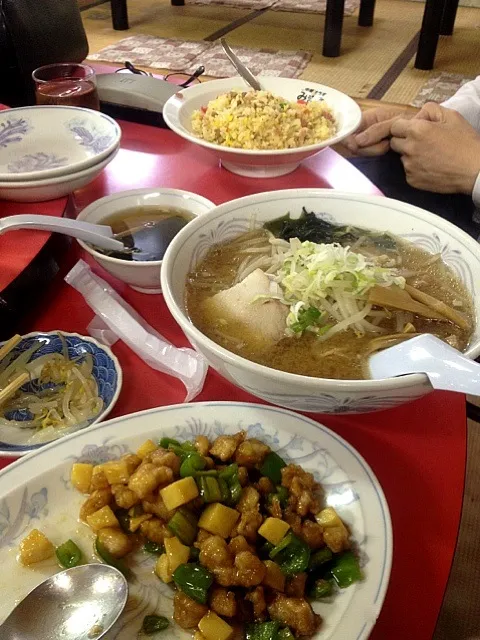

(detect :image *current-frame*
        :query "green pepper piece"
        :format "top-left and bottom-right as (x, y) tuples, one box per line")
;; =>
(189, 546), (200, 561)
(56, 539), (83, 569)
(116, 509), (131, 534)
(330, 551), (363, 588)
(180, 452), (206, 478)
(219, 463), (242, 505)
(219, 463), (239, 481)
(141, 614), (169, 635)
(260, 452), (286, 484)
(196, 476), (222, 503)
(269, 532), (294, 559)
(308, 547), (333, 571)
(95, 537), (131, 579)
(278, 628), (295, 640)
(276, 486), (289, 508)
(159, 437), (180, 449)
(173, 563), (213, 605)
(309, 578), (334, 599)
(259, 541), (275, 559)
(168, 509), (198, 545)
(245, 621), (280, 640)
(271, 533), (311, 576)
(218, 477), (230, 502)
(194, 470), (219, 477)
(144, 541), (165, 555)
(130, 504), (144, 517)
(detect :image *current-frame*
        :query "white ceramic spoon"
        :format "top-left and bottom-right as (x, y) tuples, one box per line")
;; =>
(369, 333), (480, 395)
(0, 214), (125, 252)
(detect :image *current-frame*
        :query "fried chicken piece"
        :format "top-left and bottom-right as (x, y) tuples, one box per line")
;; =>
(199, 535), (234, 571)
(234, 551), (266, 587)
(209, 432), (245, 462)
(268, 594), (322, 637)
(173, 592), (208, 629)
(285, 573), (307, 598)
(111, 484), (138, 510)
(210, 587), (237, 617)
(300, 520), (324, 550)
(246, 586), (267, 619)
(234, 439), (270, 467)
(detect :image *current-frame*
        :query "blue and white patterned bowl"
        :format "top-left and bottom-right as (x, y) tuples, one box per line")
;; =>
(161, 188), (480, 414)
(0, 106), (121, 182)
(0, 402), (392, 639)
(0, 331), (122, 457)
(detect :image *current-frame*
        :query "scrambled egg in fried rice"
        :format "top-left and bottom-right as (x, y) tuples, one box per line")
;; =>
(191, 90), (337, 150)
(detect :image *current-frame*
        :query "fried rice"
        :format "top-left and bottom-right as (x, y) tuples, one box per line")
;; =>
(190, 89), (337, 151)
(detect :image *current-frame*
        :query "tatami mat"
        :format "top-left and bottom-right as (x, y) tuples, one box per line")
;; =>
(83, 0), (480, 103)
(227, 0), (423, 97)
(83, 0), (253, 51)
(383, 5), (480, 103)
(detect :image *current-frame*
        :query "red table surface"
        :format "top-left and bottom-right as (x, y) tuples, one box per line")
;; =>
(0, 101), (67, 291)
(0, 122), (466, 640)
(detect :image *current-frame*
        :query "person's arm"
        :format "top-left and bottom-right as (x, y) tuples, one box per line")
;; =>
(441, 76), (480, 132)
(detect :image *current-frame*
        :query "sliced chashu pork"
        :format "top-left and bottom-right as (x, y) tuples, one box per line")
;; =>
(202, 268), (288, 347)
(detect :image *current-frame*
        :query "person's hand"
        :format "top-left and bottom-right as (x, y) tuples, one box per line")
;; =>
(344, 105), (415, 156)
(390, 102), (480, 194)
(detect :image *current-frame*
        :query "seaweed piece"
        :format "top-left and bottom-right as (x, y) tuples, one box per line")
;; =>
(264, 208), (397, 251)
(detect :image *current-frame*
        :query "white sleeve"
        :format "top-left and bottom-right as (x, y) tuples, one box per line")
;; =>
(473, 172), (480, 209)
(441, 76), (480, 131)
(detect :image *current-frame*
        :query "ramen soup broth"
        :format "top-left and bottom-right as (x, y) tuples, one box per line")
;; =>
(185, 225), (475, 380)
(96, 206), (194, 261)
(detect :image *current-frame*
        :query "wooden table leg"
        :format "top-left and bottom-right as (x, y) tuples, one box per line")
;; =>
(358, 0), (376, 27)
(111, 0), (129, 30)
(323, 0), (346, 57)
(414, 0), (445, 70)
(440, 0), (460, 36)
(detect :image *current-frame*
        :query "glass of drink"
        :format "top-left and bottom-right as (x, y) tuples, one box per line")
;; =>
(32, 63), (100, 110)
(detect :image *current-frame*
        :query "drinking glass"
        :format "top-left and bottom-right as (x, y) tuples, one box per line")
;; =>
(32, 63), (100, 110)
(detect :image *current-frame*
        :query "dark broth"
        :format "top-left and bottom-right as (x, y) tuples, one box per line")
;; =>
(96, 206), (194, 261)
(185, 229), (475, 380)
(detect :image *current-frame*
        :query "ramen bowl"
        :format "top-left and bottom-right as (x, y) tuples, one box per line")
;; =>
(161, 189), (480, 414)
(77, 188), (215, 294)
(163, 77), (361, 178)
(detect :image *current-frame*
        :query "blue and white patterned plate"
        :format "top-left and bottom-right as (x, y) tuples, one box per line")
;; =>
(0, 106), (121, 182)
(0, 402), (392, 640)
(0, 331), (122, 457)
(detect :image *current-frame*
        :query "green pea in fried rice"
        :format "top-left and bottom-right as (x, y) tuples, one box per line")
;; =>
(191, 90), (337, 151)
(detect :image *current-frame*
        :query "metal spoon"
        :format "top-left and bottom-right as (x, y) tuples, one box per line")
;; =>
(220, 38), (262, 91)
(0, 214), (125, 252)
(369, 333), (480, 395)
(0, 563), (128, 640)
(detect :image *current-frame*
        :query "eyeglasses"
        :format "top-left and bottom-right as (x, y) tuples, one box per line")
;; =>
(115, 61), (205, 87)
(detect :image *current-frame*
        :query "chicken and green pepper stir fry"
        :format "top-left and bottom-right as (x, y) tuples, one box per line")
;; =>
(18, 432), (362, 639)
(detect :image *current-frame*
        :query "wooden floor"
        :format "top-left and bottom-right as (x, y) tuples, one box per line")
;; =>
(82, 0), (480, 105)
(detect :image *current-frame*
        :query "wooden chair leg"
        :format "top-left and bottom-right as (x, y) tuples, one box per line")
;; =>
(323, 0), (346, 57)
(358, 0), (376, 27)
(440, 0), (460, 35)
(414, 0), (445, 70)
(111, 0), (129, 30)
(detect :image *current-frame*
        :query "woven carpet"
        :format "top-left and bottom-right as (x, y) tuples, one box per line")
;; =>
(187, 0), (360, 15)
(410, 72), (474, 107)
(87, 35), (312, 78)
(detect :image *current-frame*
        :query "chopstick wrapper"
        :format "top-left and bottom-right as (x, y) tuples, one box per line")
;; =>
(65, 260), (208, 402)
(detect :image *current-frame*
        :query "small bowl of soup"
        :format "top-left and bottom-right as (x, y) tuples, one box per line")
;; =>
(76, 188), (215, 293)
(160, 188), (480, 414)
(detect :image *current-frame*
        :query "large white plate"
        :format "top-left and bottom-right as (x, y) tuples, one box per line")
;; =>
(0, 402), (392, 639)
